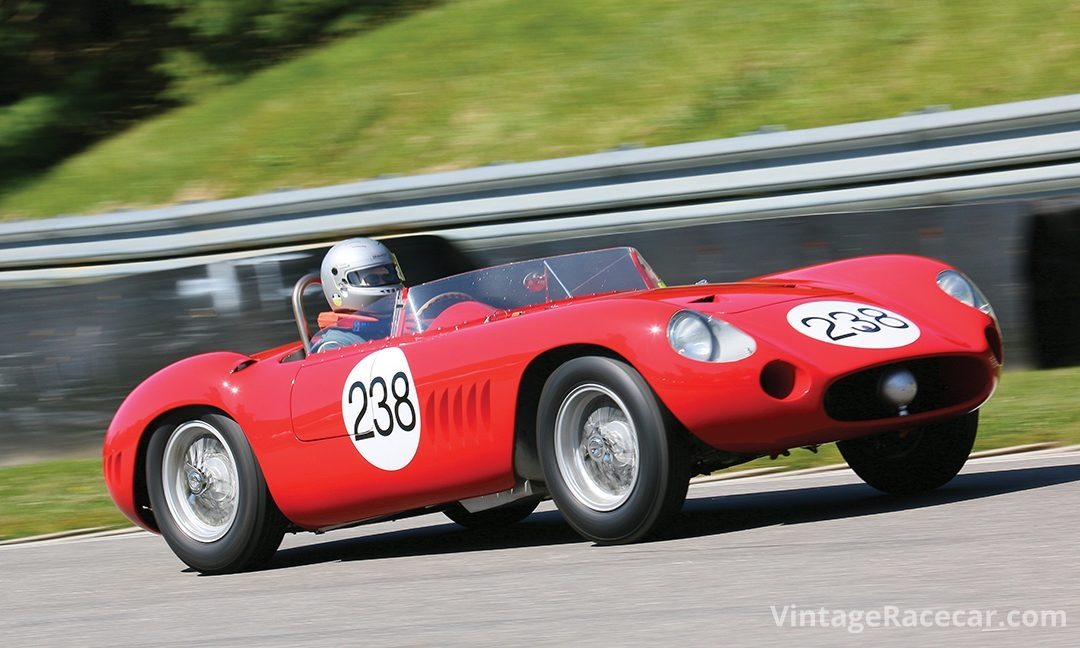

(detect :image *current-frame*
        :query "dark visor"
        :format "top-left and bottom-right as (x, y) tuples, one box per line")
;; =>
(345, 263), (401, 287)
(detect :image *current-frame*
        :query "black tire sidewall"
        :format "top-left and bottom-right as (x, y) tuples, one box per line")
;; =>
(146, 412), (280, 573)
(838, 411), (979, 495)
(538, 356), (679, 543)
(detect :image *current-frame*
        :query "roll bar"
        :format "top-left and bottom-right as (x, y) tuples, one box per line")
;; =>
(291, 273), (321, 358)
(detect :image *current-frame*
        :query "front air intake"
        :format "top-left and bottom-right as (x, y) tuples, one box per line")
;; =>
(824, 356), (989, 421)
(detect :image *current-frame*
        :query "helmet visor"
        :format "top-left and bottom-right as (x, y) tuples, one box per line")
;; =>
(345, 263), (402, 288)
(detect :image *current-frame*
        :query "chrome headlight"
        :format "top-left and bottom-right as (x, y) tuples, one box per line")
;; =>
(936, 270), (995, 319)
(667, 311), (756, 363)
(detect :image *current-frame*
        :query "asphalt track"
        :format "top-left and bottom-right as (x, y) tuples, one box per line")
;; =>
(3, 451), (1078, 647)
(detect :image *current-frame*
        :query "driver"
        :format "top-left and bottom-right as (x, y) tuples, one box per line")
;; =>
(311, 237), (404, 353)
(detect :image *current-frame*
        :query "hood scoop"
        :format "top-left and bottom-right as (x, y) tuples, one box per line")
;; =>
(664, 283), (848, 314)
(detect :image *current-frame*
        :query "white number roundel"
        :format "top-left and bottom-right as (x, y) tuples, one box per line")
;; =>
(341, 347), (421, 471)
(787, 301), (920, 349)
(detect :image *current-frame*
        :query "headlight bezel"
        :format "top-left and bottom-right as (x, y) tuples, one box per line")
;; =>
(667, 310), (757, 363)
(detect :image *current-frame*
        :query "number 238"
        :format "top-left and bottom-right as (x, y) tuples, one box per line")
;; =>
(800, 307), (909, 341)
(347, 371), (417, 441)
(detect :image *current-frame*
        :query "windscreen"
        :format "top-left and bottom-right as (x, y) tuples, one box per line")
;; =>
(399, 247), (657, 333)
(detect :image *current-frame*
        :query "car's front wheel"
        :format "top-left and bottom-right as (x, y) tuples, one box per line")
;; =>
(146, 412), (286, 574)
(537, 356), (689, 544)
(837, 411), (979, 495)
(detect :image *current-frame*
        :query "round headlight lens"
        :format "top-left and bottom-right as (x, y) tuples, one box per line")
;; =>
(667, 310), (757, 363)
(937, 269), (995, 318)
(937, 270), (975, 307)
(668, 312), (716, 361)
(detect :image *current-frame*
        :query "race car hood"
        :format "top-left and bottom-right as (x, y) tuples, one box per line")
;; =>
(646, 283), (850, 314)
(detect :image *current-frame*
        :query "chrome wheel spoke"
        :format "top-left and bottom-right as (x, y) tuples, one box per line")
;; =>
(554, 384), (640, 511)
(162, 421), (240, 543)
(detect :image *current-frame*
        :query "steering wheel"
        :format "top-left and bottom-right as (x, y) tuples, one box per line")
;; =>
(414, 291), (475, 322)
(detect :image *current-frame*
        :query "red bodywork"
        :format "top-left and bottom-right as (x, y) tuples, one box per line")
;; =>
(103, 253), (1001, 533)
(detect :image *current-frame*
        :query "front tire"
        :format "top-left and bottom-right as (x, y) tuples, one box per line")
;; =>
(146, 412), (286, 574)
(837, 411), (979, 495)
(537, 356), (689, 544)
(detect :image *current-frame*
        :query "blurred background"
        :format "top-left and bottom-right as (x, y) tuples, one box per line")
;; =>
(0, 0), (1078, 536)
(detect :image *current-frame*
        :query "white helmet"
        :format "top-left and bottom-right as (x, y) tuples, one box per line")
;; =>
(320, 238), (405, 311)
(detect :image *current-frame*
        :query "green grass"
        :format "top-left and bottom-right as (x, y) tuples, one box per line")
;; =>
(3, 0), (1080, 219)
(0, 459), (128, 541)
(1, 367), (1077, 541)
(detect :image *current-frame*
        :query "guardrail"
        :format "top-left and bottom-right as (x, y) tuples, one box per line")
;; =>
(4, 93), (1080, 277)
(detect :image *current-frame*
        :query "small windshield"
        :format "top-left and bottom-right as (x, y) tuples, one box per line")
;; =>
(399, 247), (659, 333)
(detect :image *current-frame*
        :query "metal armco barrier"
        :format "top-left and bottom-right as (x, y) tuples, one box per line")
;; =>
(4, 93), (1080, 275)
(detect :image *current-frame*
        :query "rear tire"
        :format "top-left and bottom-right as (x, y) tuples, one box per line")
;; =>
(537, 356), (689, 544)
(146, 412), (286, 574)
(443, 498), (540, 530)
(837, 411), (979, 495)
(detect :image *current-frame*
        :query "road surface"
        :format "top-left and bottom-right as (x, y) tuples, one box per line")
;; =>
(3, 450), (1078, 646)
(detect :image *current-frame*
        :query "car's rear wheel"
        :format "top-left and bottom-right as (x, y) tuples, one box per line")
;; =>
(537, 356), (689, 544)
(146, 412), (286, 574)
(443, 498), (540, 530)
(837, 411), (979, 495)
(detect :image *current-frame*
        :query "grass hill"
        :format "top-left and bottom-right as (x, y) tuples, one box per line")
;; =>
(2, 0), (1079, 220)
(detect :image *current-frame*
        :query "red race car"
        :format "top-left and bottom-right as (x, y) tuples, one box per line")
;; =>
(103, 247), (1001, 573)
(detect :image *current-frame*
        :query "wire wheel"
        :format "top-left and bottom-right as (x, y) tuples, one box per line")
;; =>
(554, 383), (641, 512)
(161, 420), (240, 543)
(538, 356), (690, 544)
